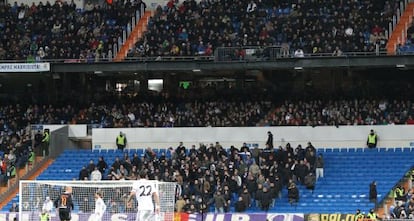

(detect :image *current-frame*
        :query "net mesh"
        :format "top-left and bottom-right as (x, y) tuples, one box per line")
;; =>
(19, 180), (176, 221)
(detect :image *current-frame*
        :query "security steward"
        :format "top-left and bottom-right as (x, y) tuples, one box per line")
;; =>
(367, 129), (377, 148)
(355, 209), (365, 221)
(116, 131), (127, 151)
(367, 209), (378, 221)
(41, 129), (50, 156)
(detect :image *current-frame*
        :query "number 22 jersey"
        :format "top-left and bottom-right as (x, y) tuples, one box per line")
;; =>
(131, 179), (157, 211)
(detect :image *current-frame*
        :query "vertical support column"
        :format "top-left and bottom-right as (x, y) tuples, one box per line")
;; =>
(235, 71), (246, 89)
(165, 73), (179, 96)
(140, 72), (149, 94)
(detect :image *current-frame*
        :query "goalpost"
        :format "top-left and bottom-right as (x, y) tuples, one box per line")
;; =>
(19, 180), (177, 221)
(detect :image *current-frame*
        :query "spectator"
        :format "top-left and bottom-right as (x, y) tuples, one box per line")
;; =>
(9, 202), (18, 212)
(235, 196), (246, 212)
(259, 186), (273, 211)
(87, 160), (96, 175)
(97, 156), (108, 175)
(266, 131), (273, 150)
(246, 0), (257, 13)
(287, 182), (299, 206)
(369, 181), (378, 206)
(315, 154), (324, 180)
(294, 49), (305, 58)
(332, 47), (343, 56)
(240, 187), (251, 209)
(255, 183), (264, 208)
(79, 166), (89, 180)
(213, 191), (226, 213)
(304, 172), (316, 193)
(393, 201), (408, 218)
(90, 167), (102, 181)
(176, 142), (187, 160)
(175, 196), (186, 212)
(367, 129), (378, 148)
(111, 157), (122, 172)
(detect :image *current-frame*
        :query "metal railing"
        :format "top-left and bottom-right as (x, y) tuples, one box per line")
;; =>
(387, 0), (414, 52)
(108, 4), (147, 61)
(0, 46), (410, 64)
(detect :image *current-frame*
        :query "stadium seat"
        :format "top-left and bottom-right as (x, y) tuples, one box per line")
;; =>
(4, 146), (414, 214)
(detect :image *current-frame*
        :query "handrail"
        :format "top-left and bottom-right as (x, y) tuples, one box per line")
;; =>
(0, 51), (404, 64)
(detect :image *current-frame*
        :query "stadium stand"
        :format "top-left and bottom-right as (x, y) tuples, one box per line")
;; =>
(0, 96), (412, 196)
(3, 146), (413, 214)
(0, 0), (145, 61)
(0, 0), (411, 61)
(127, 0), (401, 59)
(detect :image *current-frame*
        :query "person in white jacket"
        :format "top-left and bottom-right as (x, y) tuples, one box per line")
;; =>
(90, 167), (102, 181)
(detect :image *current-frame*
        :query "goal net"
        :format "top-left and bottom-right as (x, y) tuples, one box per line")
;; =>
(19, 180), (177, 221)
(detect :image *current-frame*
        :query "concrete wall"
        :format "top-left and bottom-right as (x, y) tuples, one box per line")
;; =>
(91, 125), (414, 150)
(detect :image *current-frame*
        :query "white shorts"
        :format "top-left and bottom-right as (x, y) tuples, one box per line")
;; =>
(136, 210), (156, 221)
(88, 213), (103, 221)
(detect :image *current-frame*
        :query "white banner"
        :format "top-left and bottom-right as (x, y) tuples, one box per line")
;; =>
(0, 63), (50, 72)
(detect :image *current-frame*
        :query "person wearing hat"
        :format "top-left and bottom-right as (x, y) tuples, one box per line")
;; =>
(367, 129), (378, 148)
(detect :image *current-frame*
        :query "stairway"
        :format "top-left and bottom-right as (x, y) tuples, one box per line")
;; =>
(114, 11), (152, 62)
(387, 2), (414, 55)
(0, 157), (54, 210)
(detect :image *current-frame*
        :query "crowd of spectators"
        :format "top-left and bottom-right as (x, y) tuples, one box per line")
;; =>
(78, 141), (320, 212)
(0, 0), (406, 61)
(389, 183), (414, 219)
(397, 21), (414, 54)
(62, 96), (414, 127)
(0, 0), (146, 61)
(0, 126), (34, 186)
(0, 91), (414, 187)
(265, 99), (414, 126)
(1, 95), (414, 134)
(128, 0), (400, 59)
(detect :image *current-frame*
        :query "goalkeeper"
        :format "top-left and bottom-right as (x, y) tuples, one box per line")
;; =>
(89, 191), (107, 221)
(54, 188), (74, 221)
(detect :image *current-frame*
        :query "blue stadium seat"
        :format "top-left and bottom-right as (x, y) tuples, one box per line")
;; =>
(356, 148), (364, 152)
(378, 147), (387, 152)
(3, 146), (414, 214)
